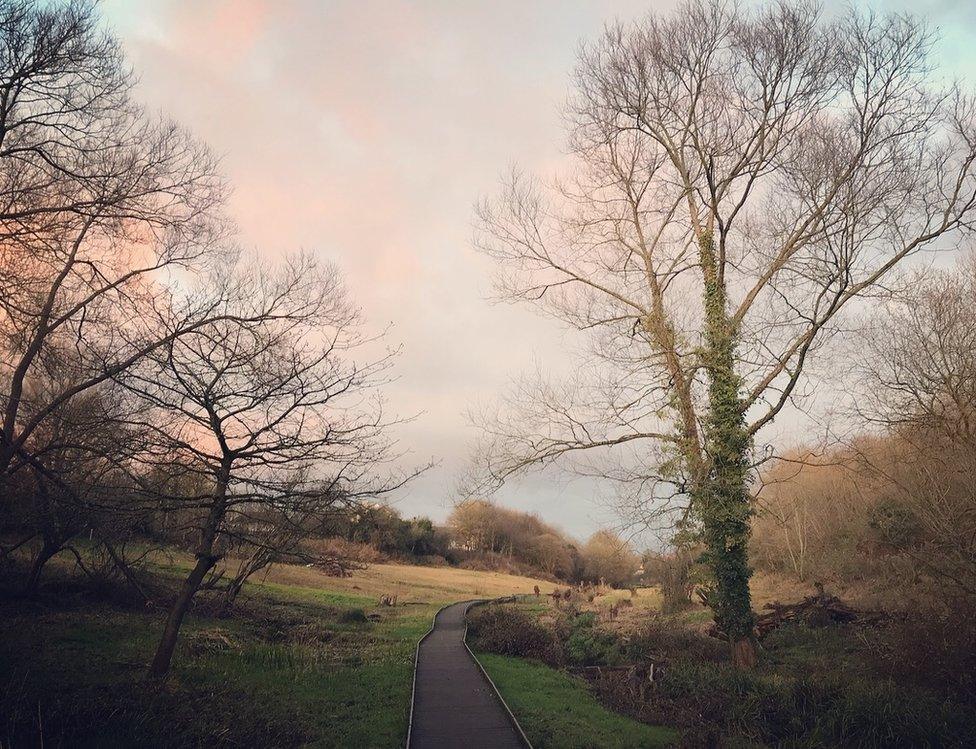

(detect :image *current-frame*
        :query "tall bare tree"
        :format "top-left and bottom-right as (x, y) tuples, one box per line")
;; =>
(117, 254), (411, 677)
(474, 0), (976, 665)
(0, 0), (225, 483)
(214, 483), (354, 615)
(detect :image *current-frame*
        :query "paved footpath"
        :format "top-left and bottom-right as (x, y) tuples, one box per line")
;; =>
(408, 600), (529, 749)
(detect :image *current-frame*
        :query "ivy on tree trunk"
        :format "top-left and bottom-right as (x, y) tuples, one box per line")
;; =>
(696, 231), (757, 667)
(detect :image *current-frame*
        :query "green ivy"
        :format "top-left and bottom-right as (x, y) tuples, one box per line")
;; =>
(694, 230), (755, 643)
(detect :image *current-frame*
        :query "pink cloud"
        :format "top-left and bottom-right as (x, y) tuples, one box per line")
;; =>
(161, 0), (273, 72)
(103, 0), (664, 536)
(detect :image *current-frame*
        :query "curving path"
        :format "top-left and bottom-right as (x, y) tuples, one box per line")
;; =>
(408, 600), (530, 749)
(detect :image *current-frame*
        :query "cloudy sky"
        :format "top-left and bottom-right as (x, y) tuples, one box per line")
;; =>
(100, 0), (976, 542)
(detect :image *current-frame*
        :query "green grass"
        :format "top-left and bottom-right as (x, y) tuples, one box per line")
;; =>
(0, 577), (436, 748)
(475, 653), (678, 749)
(2, 554), (683, 747)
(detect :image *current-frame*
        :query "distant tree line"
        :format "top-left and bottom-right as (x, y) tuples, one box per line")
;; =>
(447, 499), (639, 586)
(304, 497), (642, 588)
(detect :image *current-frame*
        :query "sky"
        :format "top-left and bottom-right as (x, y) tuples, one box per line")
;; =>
(100, 0), (976, 543)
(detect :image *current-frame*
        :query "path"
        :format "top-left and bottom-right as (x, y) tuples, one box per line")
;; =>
(408, 600), (529, 749)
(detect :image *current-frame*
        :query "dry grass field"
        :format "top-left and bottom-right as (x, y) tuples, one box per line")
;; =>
(261, 560), (561, 604)
(139, 543), (559, 606)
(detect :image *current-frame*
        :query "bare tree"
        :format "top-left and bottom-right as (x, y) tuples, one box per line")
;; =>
(751, 449), (858, 584)
(474, 0), (976, 665)
(643, 546), (698, 613)
(580, 529), (639, 588)
(0, 0), (225, 483)
(849, 253), (976, 598)
(116, 254), (412, 677)
(215, 481), (356, 613)
(853, 254), (976, 447)
(528, 532), (574, 579)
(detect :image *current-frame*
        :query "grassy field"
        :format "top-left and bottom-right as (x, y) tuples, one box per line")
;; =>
(3, 552), (866, 748)
(0, 557), (556, 748)
(476, 653), (678, 748)
(254, 558), (560, 603)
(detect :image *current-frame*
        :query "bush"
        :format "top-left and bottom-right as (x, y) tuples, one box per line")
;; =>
(303, 537), (383, 564)
(865, 605), (976, 702)
(466, 605), (563, 666)
(578, 617), (976, 748)
(614, 658), (975, 748)
(627, 615), (727, 665)
(565, 612), (622, 667)
(868, 498), (920, 548)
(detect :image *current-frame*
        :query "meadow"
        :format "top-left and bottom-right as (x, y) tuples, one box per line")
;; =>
(0, 556), (666, 748)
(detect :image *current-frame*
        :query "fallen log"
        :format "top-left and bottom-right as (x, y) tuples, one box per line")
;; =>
(707, 583), (889, 640)
(570, 662), (669, 684)
(754, 583), (888, 639)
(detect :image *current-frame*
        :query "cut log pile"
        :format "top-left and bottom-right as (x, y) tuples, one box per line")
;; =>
(703, 584), (889, 640)
(753, 584), (888, 639)
(306, 556), (359, 577)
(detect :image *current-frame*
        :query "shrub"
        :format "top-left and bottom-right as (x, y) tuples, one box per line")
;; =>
(868, 498), (920, 548)
(627, 615), (727, 664)
(583, 617), (976, 748)
(623, 659), (974, 748)
(865, 605), (976, 702)
(339, 608), (368, 624)
(565, 612), (622, 667)
(466, 605), (563, 666)
(303, 537), (383, 563)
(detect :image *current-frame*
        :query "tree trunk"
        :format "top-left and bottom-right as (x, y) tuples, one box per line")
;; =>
(0, 451), (12, 487)
(147, 553), (217, 677)
(732, 636), (758, 668)
(23, 541), (60, 596)
(148, 461), (231, 677)
(217, 575), (246, 617)
(102, 540), (152, 603)
(698, 231), (757, 667)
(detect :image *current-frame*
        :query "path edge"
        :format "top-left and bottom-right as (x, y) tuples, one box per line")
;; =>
(405, 601), (446, 749)
(463, 598), (534, 749)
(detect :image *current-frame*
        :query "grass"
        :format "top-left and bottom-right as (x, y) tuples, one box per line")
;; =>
(9, 550), (970, 747)
(0, 554), (554, 748)
(475, 653), (679, 748)
(470, 591), (976, 748)
(14, 551), (909, 748)
(0, 592), (427, 747)
(146, 547), (559, 605)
